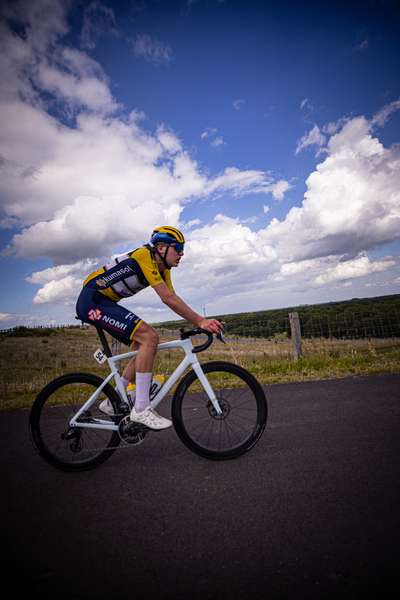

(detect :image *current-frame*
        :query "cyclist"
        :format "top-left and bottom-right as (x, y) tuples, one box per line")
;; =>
(76, 226), (224, 431)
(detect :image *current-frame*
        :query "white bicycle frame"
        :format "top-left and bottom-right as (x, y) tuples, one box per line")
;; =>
(69, 336), (222, 432)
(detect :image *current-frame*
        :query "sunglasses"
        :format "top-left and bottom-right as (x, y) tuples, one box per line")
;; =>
(170, 243), (185, 253)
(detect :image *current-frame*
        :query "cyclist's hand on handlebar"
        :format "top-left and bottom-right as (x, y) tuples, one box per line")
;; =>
(199, 318), (225, 335)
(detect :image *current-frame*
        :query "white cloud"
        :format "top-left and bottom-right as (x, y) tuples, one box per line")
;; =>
(204, 167), (284, 198)
(232, 99), (245, 111)
(314, 256), (396, 285)
(0, 1), (118, 116)
(272, 179), (293, 200)
(3, 195), (186, 264)
(0, 0), (70, 53)
(130, 34), (173, 66)
(273, 259), (320, 281)
(0, 107), (193, 228)
(157, 127), (182, 153)
(270, 110), (400, 264)
(353, 29), (369, 52)
(371, 98), (400, 128)
(26, 263), (90, 285)
(30, 275), (83, 305)
(26, 260), (101, 306)
(210, 136), (225, 149)
(80, 1), (120, 50)
(201, 127), (217, 140)
(0, 312), (50, 328)
(296, 124), (326, 154)
(201, 127), (225, 149)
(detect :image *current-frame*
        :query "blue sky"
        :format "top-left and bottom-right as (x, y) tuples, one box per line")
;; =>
(0, 0), (400, 328)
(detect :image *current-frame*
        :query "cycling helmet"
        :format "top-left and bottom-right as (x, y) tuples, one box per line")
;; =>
(150, 226), (185, 246)
(150, 226), (185, 270)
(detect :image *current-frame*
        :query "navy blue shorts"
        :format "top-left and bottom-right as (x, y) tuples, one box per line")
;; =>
(76, 287), (142, 347)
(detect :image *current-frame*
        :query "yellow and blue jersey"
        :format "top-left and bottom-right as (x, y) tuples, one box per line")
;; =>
(83, 248), (174, 302)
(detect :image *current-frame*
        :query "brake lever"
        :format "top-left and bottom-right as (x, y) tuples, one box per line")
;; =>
(215, 318), (226, 344)
(216, 330), (226, 344)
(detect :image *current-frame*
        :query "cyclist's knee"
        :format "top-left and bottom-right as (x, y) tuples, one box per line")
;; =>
(133, 323), (159, 348)
(147, 327), (159, 348)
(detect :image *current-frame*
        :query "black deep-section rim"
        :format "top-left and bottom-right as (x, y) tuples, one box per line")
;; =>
(171, 361), (267, 460)
(29, 372), (122, 472)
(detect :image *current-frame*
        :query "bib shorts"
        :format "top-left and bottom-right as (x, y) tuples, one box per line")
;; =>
(76, 287), (142, 347)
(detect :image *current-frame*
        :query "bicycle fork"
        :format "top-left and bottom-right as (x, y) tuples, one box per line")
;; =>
(191, 363), (223, 415)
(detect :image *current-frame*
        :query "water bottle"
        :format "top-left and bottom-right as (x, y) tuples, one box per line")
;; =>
(126, 382), (136, 407)
(149, 374), (164, 399)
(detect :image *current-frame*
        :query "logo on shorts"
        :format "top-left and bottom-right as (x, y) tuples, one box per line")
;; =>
(101, 315), (127, 331)
(88, 309), (102, 321)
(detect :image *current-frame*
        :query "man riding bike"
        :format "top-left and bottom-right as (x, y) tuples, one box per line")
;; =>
(76, 226), (224, 430)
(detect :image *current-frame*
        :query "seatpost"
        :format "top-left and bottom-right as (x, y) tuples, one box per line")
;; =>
(95, 327), (112, 358)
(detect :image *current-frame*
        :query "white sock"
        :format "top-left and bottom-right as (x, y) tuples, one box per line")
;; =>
(135, 372), (152, 413)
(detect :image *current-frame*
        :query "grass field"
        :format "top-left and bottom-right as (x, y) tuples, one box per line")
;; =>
(1, 325), (399, 411)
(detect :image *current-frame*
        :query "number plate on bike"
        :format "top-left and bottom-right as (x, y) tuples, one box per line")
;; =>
(93, 348), (107, 364)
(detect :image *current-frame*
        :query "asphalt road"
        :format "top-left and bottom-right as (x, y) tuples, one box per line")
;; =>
(1, 373), (399, 600)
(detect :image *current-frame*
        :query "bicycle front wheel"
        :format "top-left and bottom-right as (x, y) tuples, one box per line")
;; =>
(29, 373), (122, 472)
(172, 361), (267, 460)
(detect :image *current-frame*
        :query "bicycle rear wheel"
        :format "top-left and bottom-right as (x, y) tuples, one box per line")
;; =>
(29, 372), (122, 472)
(172, 361), (267, 460)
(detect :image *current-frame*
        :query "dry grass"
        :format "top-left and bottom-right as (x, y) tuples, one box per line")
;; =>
(1, 326), (399, 411)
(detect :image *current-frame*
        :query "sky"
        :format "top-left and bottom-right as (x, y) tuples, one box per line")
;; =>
(0, 0), (400, 329)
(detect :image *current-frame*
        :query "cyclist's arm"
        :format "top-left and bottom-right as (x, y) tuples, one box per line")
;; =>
(153, 282), (223, 334)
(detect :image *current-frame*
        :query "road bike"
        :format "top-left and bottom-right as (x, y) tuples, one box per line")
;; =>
(29, 325), (268, 471)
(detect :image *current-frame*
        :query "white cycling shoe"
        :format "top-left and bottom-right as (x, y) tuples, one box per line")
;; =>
(130, 406), (172, 430)
(99, 399), (114, 416)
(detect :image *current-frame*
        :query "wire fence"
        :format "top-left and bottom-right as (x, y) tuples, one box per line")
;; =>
(218, 309), (400, 341)
(1, 308), (400, 344)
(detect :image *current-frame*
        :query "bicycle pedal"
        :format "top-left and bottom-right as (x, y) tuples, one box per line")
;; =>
(123, 418), (151, 433)
(134, 423), (152, 433)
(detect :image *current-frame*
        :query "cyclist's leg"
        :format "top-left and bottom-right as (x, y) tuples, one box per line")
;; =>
(122, 321), (159, 379)
(127, 322), (162, 415)
(76, 288), (170, 428)
(126, 324), (171, 429)
(76, 288), (143, 406)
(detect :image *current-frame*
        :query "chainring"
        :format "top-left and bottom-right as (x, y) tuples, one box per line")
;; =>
(118, 415), (149, 445)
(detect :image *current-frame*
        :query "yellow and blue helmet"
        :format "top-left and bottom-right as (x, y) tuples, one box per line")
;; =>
(150, 226), (185, 248)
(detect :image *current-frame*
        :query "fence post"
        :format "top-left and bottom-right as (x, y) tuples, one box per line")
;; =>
(289, 312), (302, 360)
(111, 337), (122, 374)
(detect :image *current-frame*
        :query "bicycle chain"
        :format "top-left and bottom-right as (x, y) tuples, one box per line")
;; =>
(69, 437), (151, 452)
(73, 443), (135, 452)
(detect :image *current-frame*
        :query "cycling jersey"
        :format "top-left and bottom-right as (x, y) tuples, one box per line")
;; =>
(83, 247), (174, 301)
(76, 247), (174, 347)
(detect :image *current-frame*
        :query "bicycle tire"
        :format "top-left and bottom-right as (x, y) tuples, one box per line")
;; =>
(29, 372), (122, 472)
(172, 361), (267, 460)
